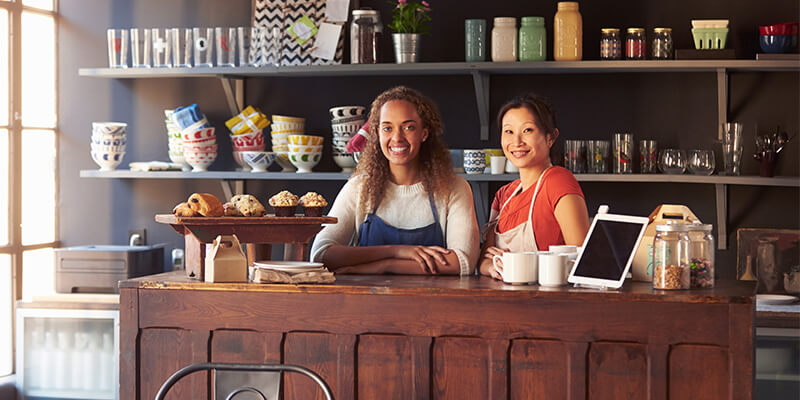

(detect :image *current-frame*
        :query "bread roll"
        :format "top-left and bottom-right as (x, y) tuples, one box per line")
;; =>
(231, 194), (266, 217)
(187, 193), (224, 217)
(173, 202), (198, 217)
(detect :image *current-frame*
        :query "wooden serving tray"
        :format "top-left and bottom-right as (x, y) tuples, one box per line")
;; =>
(155, 214), (338, 280)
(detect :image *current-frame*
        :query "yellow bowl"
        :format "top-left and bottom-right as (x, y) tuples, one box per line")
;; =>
(288, 144), (323, 154)
(288, 135), (324, 146)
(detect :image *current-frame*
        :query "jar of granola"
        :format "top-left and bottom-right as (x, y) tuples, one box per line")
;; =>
(653, 223), (690, 289)
(687, 222), (715, 288)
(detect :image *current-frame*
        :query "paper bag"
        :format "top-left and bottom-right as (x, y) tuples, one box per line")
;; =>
(631, 205), (701, 282)
(205, 235), (248, 283)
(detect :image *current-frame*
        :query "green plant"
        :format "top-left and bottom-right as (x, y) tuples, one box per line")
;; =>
(387, 0), (432, 34)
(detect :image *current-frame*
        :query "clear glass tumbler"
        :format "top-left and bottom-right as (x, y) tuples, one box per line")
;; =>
(107, 29), (128, 68)
(687, 150), (715, 175)
(659, 149), (686, 174)
(171, 28), (192, 68)
(215, 27), (237, 67)
(587, 140), (609, 173)
(564, 140), (586, 173)
(151, 28), (172, 67)
(193, 28), (214, 67)
(613, 133), (633, 173)
(639, 140), (657, 173)
(722, 122), (743, 175)
(130, 28), (151, 67)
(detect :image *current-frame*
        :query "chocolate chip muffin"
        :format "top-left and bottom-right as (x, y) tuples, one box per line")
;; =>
(268, 190), (299, 217)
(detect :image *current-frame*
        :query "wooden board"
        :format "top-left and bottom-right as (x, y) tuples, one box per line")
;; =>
(155, 214), (337, 225)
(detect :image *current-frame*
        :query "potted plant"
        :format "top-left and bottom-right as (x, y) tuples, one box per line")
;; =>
(388, 0), (432, 63)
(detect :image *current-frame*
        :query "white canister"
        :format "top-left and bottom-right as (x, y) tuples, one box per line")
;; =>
(492, 17), (518, 62)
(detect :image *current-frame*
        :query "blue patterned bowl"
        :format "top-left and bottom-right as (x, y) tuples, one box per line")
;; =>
(242, 151), (276, 173)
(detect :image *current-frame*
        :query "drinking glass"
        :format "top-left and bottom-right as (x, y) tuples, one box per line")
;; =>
(563, 140), (586, 173)
(658, 149), (686, 174)
(687, 150), (715, 175)
(587, 140), (609, 173)
(171, 28), (192, 68)
(612, 133), (633, 173)
(237, 27), (255, 66)
(722, 122), (743, 175)
(193, 28), (214, 67)
(639, 140), (657, 173)
(107, 29), (128, 68)
(130, 28), (151, 67)
(216, 27), (237, 67)
(151, 28), (172, 67)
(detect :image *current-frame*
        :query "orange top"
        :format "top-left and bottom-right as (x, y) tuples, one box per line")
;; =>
(490, 166), (584, 251)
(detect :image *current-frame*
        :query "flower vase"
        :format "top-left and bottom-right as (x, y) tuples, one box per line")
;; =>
(392, 33), (421, 63)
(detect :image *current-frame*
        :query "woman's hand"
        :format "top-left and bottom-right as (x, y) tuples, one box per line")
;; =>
(393, 245), (451, 274)
(483, 246), (507, 280)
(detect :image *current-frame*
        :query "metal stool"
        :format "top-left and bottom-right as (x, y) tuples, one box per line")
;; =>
(155, 362), (334, 400)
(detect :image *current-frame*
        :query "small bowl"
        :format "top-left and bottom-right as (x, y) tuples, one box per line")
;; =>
(90, 143), (126, 153)
(333, 153), (356, 172)
(168, 151), (186, 165)
(271, 115), (305, 124)
(331, 122), (365, 135)
(230, 131), (265, 148)
(241, 151), (276, 173)
(91, 151), (125, 171)
(91, 136), (127, 146)
(232, 150), (251, 171)
(288, 152), (322, 173)
(760, 34), (796, 53)
(328, 105), (366, 120)
(184, 150), (217, 172)
(92, 122), (127, 136)
(759, 22), (799, 36)
(288, 135), (324, 146)
(182, 143), (218, 153)
(233, 143), (267, 152)
(288, 144), (323, 154)
(274, 152), (296, 172)
(182, 127), (216, 143)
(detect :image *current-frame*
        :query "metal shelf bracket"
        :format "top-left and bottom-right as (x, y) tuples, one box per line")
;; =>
(471, 71), (490, 141)
(219, 77), (245, 115)
(715, 183), (728, 250)
(717, 68), (728, 141)
(220, 180), (245, 200)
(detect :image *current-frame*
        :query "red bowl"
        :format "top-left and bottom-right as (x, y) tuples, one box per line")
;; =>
(759, 22), (799, 35)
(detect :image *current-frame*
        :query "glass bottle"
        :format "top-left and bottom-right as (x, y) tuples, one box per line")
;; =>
(492, 17), (518, 62)
(351, 9), (383, 64)
(626, 28), (646, 60)
(652, 27), (673, 59)
(519, 17), (546, 61)
(653, 223), (690, 290)
(687, 222), (715, 288)
(600, 28), (621, 60)
(554, 2), (582, 61)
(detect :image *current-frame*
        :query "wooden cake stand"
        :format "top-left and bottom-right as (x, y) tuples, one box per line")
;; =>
(155, 214), (337, 280)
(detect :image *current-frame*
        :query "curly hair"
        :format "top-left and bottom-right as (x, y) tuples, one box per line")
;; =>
(354, 86), (455, 216)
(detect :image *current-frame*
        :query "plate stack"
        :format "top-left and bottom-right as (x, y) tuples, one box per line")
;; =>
(253, 261), (327, 274)
(271, 115), (305, 172)
(329, 106), (365, 172)
(90, 122), (127, 171)
(164, 110), (185, 166)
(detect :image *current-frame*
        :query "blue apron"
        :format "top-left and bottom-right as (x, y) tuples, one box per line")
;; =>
(357, 195), (446, 247)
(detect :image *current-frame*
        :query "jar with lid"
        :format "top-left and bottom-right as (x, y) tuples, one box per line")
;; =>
(553, 2), (582, 61)
(687, 222), (715, 288)
(625, 28), (646, 60)
(653, 223), (690, 289)
(600, 28), (621, 60)
(652, 27), (673, 59)
(519, 17), (546, 61)
(492, 17), (518, 62)
(351, 9), (383, 64)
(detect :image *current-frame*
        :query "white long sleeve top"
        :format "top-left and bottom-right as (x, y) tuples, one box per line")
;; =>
(310, 175), (480, 276)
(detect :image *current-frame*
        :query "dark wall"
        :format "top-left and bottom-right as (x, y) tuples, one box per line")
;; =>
(59, 0), (800, 279)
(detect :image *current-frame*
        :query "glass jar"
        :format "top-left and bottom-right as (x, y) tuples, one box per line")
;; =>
(687, 222), (715, 288)
(600, 28), (621, 60)
(653, 223), (690, 290)
(626, 28), (646, 60)
(553, 2), (582, 61)
(519, 17), (546, 61)
(492, 17), (518, 62)
(351, 9), (383, 64)
(652, 27), (673, 59)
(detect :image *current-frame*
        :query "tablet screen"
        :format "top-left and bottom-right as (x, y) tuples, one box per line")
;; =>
(572, 219), (646, 281)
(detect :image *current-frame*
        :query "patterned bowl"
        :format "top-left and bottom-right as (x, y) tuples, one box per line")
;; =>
(230, 131), (265, 148)
(91, 122), (127, 137)
(329, 105), (366, 121)
(232, 151), (251, 171)
(288, 135), (324, 146)
(241, 151), (276, 173)
(274, 152), (296, 172)
(288, 152), (321, 173)
(333, 153), (356, 172)
(183, 150), (217, 172)
(90, 151), (125, 171)
(182, 127), (216, 143)
(288, 144), (323, 154)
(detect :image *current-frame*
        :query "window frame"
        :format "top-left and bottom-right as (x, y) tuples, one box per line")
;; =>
(0, 0), (60, 377)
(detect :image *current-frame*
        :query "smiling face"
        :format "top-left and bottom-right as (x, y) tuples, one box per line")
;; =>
(379, 99), (429, 168)
(501, 106), (556, 170)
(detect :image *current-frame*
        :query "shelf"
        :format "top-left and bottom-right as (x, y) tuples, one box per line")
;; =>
(79, 169), (800, 187)
(755, 373), (800, 382)
(78, 60), (800, 79)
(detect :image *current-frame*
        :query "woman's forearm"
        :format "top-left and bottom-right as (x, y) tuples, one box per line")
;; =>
(321, 244), (397, 270)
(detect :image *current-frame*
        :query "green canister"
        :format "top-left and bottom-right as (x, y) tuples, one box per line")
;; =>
(519, 17), (546, 61)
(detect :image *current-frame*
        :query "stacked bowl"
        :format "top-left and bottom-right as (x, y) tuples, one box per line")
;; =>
(90, 122), (127, 171)
(759, 22), (799, 53)
(231, 130), (267, 171)
(182, 127), (217, 172)
(288, 135), (323, 173)
(271, 115), (305, 172)
(164, 110), (185, 165)
(329, 106), (366, 172)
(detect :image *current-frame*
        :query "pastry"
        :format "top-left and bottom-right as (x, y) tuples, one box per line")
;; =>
(299, 192), (328, 217)
(223, 202), (240, 216)
(268, 190), (299, 217)
(173, 202), (198, 217)
(230, 194), (266, 217)
(187, 193), (224, 217)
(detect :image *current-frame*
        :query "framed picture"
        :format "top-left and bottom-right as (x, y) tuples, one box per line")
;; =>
(736, 228), (800, 293)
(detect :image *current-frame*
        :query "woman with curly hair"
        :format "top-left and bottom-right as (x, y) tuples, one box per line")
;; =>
(311, 86), (479, 275)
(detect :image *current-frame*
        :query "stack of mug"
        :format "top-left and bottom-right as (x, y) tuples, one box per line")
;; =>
(90, 122), (127, 171)
(164, 110), (185, 165)
(329, 106), (366, 172)
(270, 115), (305, 172)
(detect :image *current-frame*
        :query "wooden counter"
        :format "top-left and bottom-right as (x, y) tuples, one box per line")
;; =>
(120, 271), (756, 400)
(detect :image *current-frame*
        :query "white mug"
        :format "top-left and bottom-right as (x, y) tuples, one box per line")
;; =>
(490, 156), (507, 174)
(493, 252), (538, 284)
(505, 159), (519, 173)
(539, 252), (569, 287)
(549, 245), (579, 261)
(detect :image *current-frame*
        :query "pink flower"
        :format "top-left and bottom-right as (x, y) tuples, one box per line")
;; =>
(398, 0), (407, 3)
(422, 1), (430, 6)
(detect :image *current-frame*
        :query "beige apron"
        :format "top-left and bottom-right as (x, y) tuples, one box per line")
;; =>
(490, 167), (551, 253)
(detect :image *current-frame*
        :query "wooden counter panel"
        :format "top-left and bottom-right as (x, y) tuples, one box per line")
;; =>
(669, 344), (729, 400)
(588, 342), (648, 400)
(509, 339), (568, 400)
(356, 334), (414, 400)
(139, 328), (203, 400)
(432, 337), (490, 399)
(283, 332), (355, 400)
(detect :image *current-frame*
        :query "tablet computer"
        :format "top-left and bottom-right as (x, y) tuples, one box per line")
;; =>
(567, 212), (649, 289)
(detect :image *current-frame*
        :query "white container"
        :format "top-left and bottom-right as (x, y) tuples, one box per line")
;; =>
(491, 17), (518, 62)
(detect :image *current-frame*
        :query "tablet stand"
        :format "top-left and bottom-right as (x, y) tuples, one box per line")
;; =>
(572, 282), (617, 291)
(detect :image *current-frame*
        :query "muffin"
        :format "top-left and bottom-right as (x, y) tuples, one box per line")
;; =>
(269, 190), (299, 217)
(299, 192), (328, 217)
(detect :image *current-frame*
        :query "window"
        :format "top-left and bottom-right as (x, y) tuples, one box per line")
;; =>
(0, 0), (58, 377)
